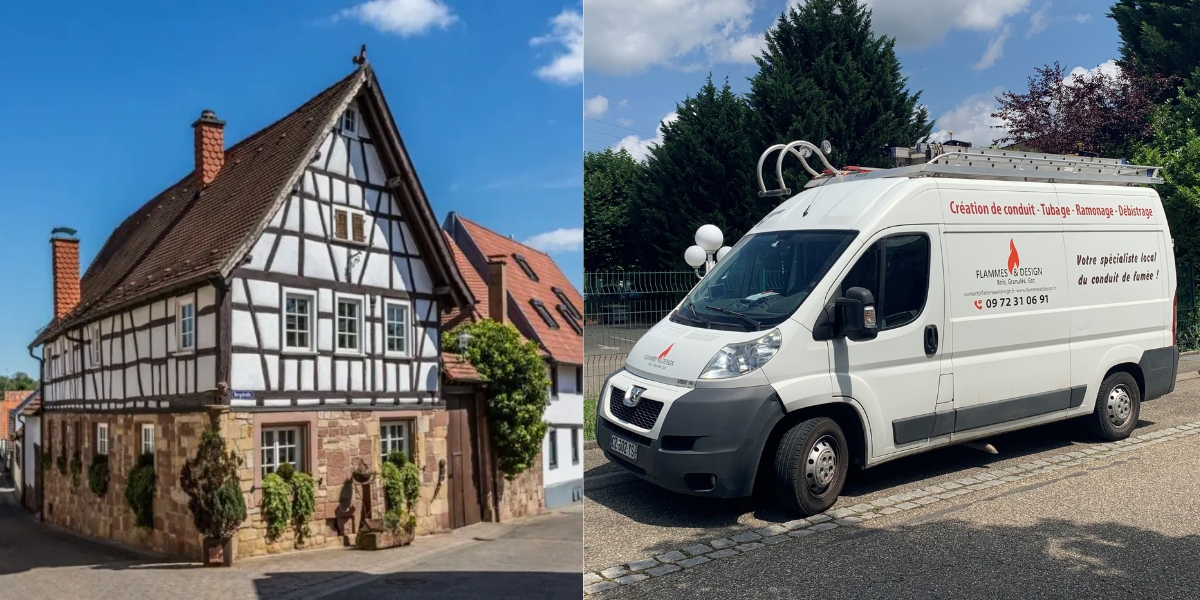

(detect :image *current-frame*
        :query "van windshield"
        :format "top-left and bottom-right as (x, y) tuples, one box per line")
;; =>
(676, 230), (856, 330)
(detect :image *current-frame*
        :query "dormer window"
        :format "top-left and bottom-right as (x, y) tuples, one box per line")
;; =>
(513, 253), (538, 282)
(530, 299), (559, 329)
(332, 206), (368, 244)
(557, 304), (582, 335)
(552, 287), (580, 319)
(340, 108), (358, 136)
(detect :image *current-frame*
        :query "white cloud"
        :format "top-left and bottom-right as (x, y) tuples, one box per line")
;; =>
(927, 87), (1006, 148)
(973, 24), (1011, 70)
(1027, 2), (1050, 38)
(524, 228), (583, 253)
(1075, 14), (1091, 23)
(531, 9), (583, 85)
(613, 112), (679, 161)
(1067, 59), (1120, 81)
(336, 0), (457, 37)
(585, 95), (609, 119)
(724, 32), (766, 64)
(619, 99), (630, 108)
(861, 0), (1029, 48)
(616, 118), (634, 127)
(583, 0), (756, 75)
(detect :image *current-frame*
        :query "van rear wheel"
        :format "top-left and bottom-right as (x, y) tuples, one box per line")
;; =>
(1087, 372), (1141, 441)
(774, 417), (848, 515)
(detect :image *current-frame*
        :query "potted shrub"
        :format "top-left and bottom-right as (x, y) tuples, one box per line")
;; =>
(180, 416), (246, 567)
(357, 451), (421, 550)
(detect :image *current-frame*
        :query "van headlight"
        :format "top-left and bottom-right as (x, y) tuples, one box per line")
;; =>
(699, 329), (782, 379)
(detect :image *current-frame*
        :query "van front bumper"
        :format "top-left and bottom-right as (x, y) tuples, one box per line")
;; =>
(596, 380), (786, 498)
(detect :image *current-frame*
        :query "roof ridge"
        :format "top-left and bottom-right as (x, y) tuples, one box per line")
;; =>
(456, 214), (557, 259)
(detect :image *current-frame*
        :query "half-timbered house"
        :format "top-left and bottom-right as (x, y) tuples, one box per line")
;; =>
(443, 214), (584, 509)
(26, 58), (509, 559)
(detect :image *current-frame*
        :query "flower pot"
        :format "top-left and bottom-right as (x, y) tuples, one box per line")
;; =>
(202, 537), (234, 567)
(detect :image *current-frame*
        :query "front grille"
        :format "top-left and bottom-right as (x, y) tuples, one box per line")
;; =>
(599, 416), (653, 446)
(609, 386), (664, 430)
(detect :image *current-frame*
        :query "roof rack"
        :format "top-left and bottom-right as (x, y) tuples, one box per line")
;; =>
(755, 141), (1164, 196)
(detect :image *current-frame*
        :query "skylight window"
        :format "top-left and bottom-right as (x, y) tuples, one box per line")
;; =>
(529, 299), (559, 329)
(552, 287), (580, 319)
(557, 304), (582, 335)
(513, 253), (538, 282)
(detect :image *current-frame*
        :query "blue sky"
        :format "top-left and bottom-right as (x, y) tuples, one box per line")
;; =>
(584, 0), (1122, 159)
(0, 0), (582, 376)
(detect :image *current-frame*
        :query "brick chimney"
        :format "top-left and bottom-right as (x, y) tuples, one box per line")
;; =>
(487, 254), (508, 324)
(192, 109), (226, 187)
(50, 228), (81, 319)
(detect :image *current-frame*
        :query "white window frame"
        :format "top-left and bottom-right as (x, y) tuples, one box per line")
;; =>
(380, 420), (412, 463)
(548, 428), (558, 470)
(335, 294), (365, 354)
(177, 299), (197, 353)
(383, 300), (412, 357)
(340, 108), (358, 137)
(96, 423), (109, 456)
(282, 289), (317, 353)
(262, 426), (303, 476)
(330, 205), (369, 245)
(140, 424), (155, 456)
(571, 427), (580, 465)
(90, 323), (102, 365)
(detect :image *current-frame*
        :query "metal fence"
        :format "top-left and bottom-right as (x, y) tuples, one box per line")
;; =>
(583, 271), (696, 397)
(582, 263), (1200, 396)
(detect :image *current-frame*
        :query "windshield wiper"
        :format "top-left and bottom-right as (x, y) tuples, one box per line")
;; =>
(687, 300), (712, 328)
(705, 305), (761, 330)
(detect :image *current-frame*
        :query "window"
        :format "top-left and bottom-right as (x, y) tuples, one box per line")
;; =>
(548, 428), (558, 469)
(575, 366), (582, 394)
(90, 323), (102, 364)
(571, 428), (580, 465)
(512, 253), (538, 282)
(95, 423), (109, 455)
(284, 292), (315, 351)
(340, 108), (357, 135)
(385, 301), (410, 355)
(262, 426), (302, 476)
(557, 304), (582, 335)
(141, 424), (155, 455)
(840, 234), (930, 330)
(178, 301), (196, 352)
(336, 297), (363, 352)
(551, 287), (580, 319)
(380, 421), (411, 462)
(530, 299), (559, 329)
(332, 206), (368, 244)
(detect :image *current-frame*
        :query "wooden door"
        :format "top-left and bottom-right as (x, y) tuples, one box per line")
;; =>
(446, 394), (482, 528)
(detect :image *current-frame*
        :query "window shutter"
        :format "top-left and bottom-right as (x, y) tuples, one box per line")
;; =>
(351, 213), (366, 243)
(334, 210), (348, 240)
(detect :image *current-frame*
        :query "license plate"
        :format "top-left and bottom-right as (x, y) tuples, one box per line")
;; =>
(609, 434), (639, 462)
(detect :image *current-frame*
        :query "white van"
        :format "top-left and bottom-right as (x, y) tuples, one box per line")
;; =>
(595, 143), (1180, 515)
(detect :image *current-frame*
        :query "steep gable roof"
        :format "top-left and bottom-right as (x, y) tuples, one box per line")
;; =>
(33, 63), (471, 346)
(444, 214), (582, 365)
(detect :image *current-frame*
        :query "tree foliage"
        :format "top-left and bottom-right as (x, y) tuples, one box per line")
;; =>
(584, 148), (642, 271)
(125, 452), (156, 529)
(993, 62), (1162, 158)
(180, 420), (246, 541)
(1110, 0), (1200, 91)
(443, 320), (549, 478)
(88, 453), (109, 497)
(1133, 90), (1200, 266)
(748, 0), (932, 187)
(633, 76), (763, 271)
(0, 372), (38, 391)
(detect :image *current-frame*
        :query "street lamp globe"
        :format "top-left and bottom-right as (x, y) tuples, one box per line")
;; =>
(695, 224), (723, 252)
(684, 245), (707, 268)
(716, 246), (732, 262)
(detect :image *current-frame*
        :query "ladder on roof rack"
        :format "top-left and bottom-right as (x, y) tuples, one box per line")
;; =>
(755, 141), (1164, 196)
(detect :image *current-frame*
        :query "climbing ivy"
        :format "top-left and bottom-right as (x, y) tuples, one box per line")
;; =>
(69, 451), (82, 488)
(261, 464), (317, 543)
(88, 454), (109, 497)
(125, 453), (157, 529)
(260, 473), (292, 540)
(443, 321), (550, 478)
(381, 452), (421, 535)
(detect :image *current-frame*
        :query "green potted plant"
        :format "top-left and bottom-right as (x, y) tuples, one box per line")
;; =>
(180, 415), (246, 567)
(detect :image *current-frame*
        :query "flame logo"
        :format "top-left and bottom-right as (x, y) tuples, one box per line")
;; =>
(658, 344), (674, 360)
(1007, 239), (1020, 274)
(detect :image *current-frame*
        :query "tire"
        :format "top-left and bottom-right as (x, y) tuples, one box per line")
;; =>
(774, 417), (849, 515)
(1087, 371), (1141, 441)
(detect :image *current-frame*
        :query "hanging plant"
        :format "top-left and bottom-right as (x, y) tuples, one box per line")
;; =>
(69, 451), (83, 488)
(290, 472), (316, 541)
(56, 453), (67, 475)
(443, 321), (550, 478)
(262, 464), (317, 543)
(261, 473), (292, 540)
(125, 453), (157, 529)
(381, 452), (422, 534)
(88, 454), (109, 496)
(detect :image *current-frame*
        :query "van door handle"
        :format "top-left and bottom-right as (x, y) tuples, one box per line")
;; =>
(924, 325), (939, 355)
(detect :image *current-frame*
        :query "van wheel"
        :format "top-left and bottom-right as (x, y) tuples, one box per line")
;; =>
(774, 417), (848, 515)
(1088, 372), (1141, 441)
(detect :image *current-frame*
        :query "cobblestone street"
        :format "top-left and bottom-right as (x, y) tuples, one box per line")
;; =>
(0, 470), (581, 599)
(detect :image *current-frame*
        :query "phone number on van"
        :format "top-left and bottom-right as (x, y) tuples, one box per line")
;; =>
(976, 294), (1050, 310)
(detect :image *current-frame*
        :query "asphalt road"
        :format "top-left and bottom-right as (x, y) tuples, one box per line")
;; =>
(585, 361), (1200, 578)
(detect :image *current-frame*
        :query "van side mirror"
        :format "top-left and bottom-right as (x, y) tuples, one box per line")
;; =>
(834, 287), (878, 341)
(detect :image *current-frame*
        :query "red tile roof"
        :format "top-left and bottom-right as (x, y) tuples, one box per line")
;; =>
(450, 216), (582, 365)
(32, 63), (471, 347)
(1, 391), (29, 439)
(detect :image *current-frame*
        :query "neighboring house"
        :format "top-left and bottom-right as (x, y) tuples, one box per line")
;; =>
(7, 390), (42, 512)
(1, 390), (26, 458)
(444, 213), (584, 509)
(24, 58), (513, 560)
